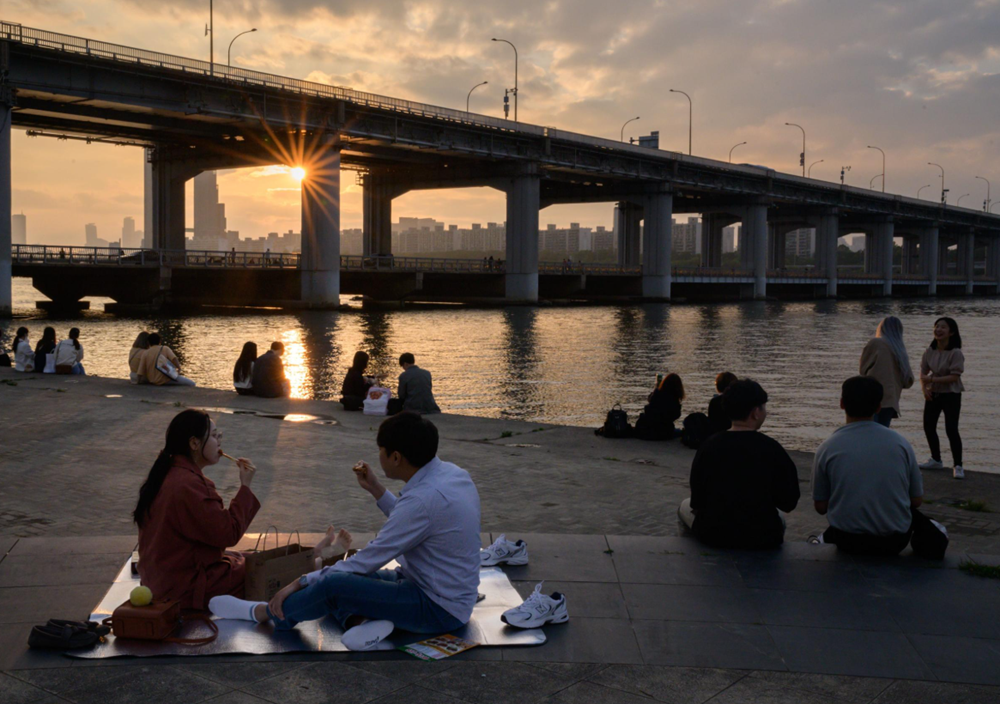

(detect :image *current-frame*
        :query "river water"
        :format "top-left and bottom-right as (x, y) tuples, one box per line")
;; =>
(5, 277), (998, 473)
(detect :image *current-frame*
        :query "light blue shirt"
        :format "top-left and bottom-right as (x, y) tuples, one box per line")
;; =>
(304, 457), (482, 622)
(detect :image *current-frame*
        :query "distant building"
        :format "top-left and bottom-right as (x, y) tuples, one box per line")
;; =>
(785, 228), (816, 257)
(593, 226), (614, 252)
(672, 217), (701, 254)
(121, 216), (142, 249)
(847, 234), (866, 253)
(12, 213), (26, 245)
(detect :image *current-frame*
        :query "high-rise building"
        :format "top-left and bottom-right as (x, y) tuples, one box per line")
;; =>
(672, 217), (701, 254)
(121, 216), (138, 249)
(193, 171), (224, 244)
(593, 226), (613, 251)
(12, 213), (27, 245)
(722, 225), (738, 254)
(85, 223), (98, 245)
(785, 228), (816, 257)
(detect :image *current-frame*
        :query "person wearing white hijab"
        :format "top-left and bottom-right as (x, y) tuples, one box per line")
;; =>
(859, 316), (915, 427)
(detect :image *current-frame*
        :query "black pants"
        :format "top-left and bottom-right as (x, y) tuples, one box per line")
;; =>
(924, 392), (962, 466)
(823, 525), (912, 556)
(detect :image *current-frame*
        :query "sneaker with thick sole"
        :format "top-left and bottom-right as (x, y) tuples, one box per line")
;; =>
(481, 534), (529, 566)
(953, 465), (965, 479)
(501, 583), (568, 628)
(341, 619), (394, 651)
(919, 458), (945, 470)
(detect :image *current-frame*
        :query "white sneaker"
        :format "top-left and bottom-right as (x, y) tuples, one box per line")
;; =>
(481, 534), (529, 566)
(919, 458), (944, 470)
(341, 619), (394, 651)
(953, 465), (965, 479)
(501, 583), (568, 628)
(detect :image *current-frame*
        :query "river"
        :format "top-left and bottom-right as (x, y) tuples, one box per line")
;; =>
(4, 277), (998, 473)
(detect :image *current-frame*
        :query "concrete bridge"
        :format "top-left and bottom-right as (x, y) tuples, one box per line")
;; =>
(2, 21), (1000, 314)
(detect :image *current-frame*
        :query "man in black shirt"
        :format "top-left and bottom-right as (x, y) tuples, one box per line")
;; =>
(679, 379), (800, 549)
(252, 341), (291, 398)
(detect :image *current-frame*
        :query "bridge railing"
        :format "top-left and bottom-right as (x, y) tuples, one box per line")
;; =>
(538, 261), (640, 275)
(12, 244), (300, 269)
(340, 255), (507, 273)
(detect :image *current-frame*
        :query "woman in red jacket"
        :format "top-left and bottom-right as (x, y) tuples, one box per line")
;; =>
(134, 410), (260, 609)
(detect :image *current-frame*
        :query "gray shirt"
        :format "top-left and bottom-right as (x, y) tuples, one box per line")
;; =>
(812, 421), (923, 536)
(398, 365), (441, 414)
(304, 457), (482, 622)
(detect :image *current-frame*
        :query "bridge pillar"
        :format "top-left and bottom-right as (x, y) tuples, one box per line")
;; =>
(921, 227), (939, 295)
(0, 101), (11, 317)
(962, 230), (975, 294)
(901, 236), (919, 275)
(615, 202), (641, 268)
(988, 235), (1000, 284)
(300, 136), (341, 306)
(641, 190), (673, 299)
(149, 153), (188, 251)
(739, 204), (768, 299)
(701, 213), (728, 268)
(504, 171), (540, 302)
(768, 224), (788, 271)
(816, 214), (839, 297)
(876, 220), (894, 296)
(362, 174), (394, 257)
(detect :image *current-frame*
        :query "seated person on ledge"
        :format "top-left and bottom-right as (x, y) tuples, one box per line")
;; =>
(707, 371), (738, 435)
(340, 350), (375, 411)
(135, 410), (260, 609)
(679, 379), (800, 549)
(252, 341), (291, 398)
(811, 376), (924, 556)
(393, 352), (441, 415)
(209, 412), (482, 652)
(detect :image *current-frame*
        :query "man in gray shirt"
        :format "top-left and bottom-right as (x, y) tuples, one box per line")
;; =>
(396, 352), (441, 414)
(812, 376), (924, 555)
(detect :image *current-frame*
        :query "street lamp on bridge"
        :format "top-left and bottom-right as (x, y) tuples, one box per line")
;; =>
(840, 165), (851, 185)
(917, 184), (932, 199)
(466, 81), (488, 112)
(491, 38), (518, 122)
(957, 193), (971, 207)
(808, 159), (824, 178)
(669, 89), (692, 155)
(867, 146), (885, 192)
(205, 0), (214, 74)
(620, 116), (640, 143)
(869, 175), (881, 190)
(975, 175), (991, 212)
(928, 162), (945, 203)
(228, 28), (257, 66)
(785, 123), (806, 176)
(729, 141), (746, 163)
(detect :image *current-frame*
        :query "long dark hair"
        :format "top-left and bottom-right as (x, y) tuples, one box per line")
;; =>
(234, 341), (257, 383)
(930, 317), (962, 350)
(658, 372), (686, 401)
(133, 410), (212, 528)
(68, 327), (81, 350)
(351, 350), (370, 371)
(14, 326), (28, 351)
(36, 326), (56, 352)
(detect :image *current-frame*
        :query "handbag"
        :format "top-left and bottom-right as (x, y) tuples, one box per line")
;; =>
(910, 508), (949, 559)
(155, 345), (180, 381)
(244, 527), (316, 601)
(595, 403), (631, 438)
(43, 352), (56, 374)
(103, 599), (218, 644)
(363, 386), (392, 416)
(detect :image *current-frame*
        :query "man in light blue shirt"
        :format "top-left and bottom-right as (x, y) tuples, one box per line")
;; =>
(812, 376), (924, 556)
(211, 412), (481, 650)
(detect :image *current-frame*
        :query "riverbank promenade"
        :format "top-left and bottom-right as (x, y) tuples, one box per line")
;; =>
(2, 368), (1000, 703)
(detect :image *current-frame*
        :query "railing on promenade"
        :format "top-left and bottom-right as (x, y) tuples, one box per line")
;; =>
(538, 261), (640, 275)
(341, 255), (506, 273)
(12, 244), (300, 269)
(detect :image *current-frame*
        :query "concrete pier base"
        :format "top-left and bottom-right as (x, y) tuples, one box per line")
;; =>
(300, 136), (342, 307)
(641, 190), (673, 300)
(504, 170), (540, 302)
(0, 102), (11, 317)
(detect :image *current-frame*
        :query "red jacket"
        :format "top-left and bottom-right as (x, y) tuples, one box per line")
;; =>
(137, 456), (260, 609)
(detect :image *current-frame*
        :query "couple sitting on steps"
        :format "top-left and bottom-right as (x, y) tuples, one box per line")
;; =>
(135, 410), (481, 651)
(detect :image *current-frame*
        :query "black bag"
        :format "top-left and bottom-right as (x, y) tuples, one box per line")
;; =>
(910, 508), (949, 559)
(28, 619), (110, 650)
(0, 352), (10, 367)
(633, 412), (675, 441)
(681, 412), (712, 449)
(595, 403), (631, 438)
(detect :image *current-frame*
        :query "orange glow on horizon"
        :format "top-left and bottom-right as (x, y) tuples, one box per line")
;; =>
(290, 166), (307, 181)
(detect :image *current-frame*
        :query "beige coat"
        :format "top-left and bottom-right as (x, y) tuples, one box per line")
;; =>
(860, 337), (913, 414)
(138, 345), (181, 386)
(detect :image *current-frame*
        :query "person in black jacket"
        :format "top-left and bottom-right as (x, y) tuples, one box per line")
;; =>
(340, 351), (375, 411)
(679, 379), (800, 549)
(635, 373), (684, 440)
(251, 341), (290, 398)
(34, 326), (57, 373)
(707, 371), (738, 434)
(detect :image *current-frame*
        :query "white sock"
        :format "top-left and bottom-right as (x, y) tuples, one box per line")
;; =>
(209, 595), (267, 622)
(341, 619), (395, 651)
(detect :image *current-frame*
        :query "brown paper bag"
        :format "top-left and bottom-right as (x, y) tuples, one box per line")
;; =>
(243, 528), (316, 601)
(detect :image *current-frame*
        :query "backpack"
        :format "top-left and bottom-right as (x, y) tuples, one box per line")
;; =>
(595, 403), (632, 438)
(681, 412), (712, 449)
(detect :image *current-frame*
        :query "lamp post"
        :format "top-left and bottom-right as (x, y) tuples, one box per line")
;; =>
(466, 81), (488, 113)
(867, 145), (885, 192)
(785, 122), (806, 176)
(808, 159), (824, 178)
(957, 193), (971, 207)
(928, 162), (945, 203)
(491, 38), (517, 122)
(620, 116), (640, 143)
(227, 28), (257, 66)
(869, 175), (880, 190)
(840, 165), (851, 185)
(917, 184), (931, 199)
(975, 175), (991, 212)
(728, 141), (746, 163)
(205, 0), (213, 74)
(669, 89), (692, 155)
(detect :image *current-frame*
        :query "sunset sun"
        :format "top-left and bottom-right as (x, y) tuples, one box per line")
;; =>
(290, 166), (306, 181)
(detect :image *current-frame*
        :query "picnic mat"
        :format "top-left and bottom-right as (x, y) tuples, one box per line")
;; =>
(70, 558), (545, 658)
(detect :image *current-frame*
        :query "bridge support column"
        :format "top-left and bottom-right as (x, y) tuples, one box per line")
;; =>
(739, 204), (768, 299)
(876, 220), (894, 296)
(149, 153), (188, 251)
(963, 230), (975, 294)
(921, 227), (939, 295)
(504, 171), (540, 302)
(988, 235), (1000, 286)
(641, 190), (672, 299)
(768, 224), (787, 271)
(300, 136), (341, 306)
(817, 214), (839, 297)
(362, 174), (394, 257)
(615, 202), (641, 268)
(901, 236), (919, 275)
(0, 101), (11, 317)
(701, 213), (727, 268)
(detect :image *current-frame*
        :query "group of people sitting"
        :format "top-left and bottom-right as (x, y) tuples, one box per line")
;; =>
(339, 351), (440, 415)
(136, 409), (478, 651)
(231, 341), (292, 398)
(624, 370), (735, 442)
(11, 326), (85, 375)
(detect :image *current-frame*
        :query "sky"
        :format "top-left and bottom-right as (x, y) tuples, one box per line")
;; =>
(8, 0), (1000, 246)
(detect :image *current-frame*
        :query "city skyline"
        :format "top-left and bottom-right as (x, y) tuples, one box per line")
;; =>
(7, 0), (1000, 246)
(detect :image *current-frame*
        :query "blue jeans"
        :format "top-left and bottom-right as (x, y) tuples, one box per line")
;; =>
(71, 363), (85, 375)
(874, 407), (897, 427)
(269, 568), (464, 635)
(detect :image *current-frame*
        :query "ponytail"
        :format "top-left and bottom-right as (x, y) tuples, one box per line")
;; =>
(69, 327), (81, 351)
(133, 409), (212, 527)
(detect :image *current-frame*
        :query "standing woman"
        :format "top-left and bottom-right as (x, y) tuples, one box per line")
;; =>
(919, 317), (965, 479)
(13, 327), (33, 372)
(233, 341), (257, 395)
(859, 316), (914, 427)
(135, 410), (260, 608)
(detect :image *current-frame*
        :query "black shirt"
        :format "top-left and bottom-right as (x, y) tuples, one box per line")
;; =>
(707, 394), (731, 434)
(341, 367), (372, 399)
(251, 351), (286, 398)
(644, 387), (682, 423)
(689, 431), (800, 549)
